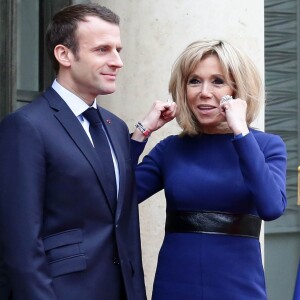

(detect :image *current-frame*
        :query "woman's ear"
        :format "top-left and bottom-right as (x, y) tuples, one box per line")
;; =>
(53, 44), (73, 68)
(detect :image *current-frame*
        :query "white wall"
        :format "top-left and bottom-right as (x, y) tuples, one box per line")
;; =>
(94, 1), (264, 297)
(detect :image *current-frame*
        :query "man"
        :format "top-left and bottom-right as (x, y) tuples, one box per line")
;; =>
(0, 4), (176, 300)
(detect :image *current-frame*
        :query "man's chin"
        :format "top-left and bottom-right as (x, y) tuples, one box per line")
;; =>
(98, 87), (117, 96)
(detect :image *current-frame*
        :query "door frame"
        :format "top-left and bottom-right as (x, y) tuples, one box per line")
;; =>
(0, 0), (16, 119)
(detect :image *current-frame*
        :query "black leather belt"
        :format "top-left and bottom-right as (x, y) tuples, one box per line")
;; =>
(165, 210), (262, 239)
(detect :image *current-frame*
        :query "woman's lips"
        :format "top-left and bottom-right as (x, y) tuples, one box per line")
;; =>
(197, 104), (217, 110)
(196, 104), (218, 115)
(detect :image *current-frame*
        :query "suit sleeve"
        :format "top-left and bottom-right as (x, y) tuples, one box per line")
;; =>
(0, 113), (57, 299)
(233, 132), (287, 220)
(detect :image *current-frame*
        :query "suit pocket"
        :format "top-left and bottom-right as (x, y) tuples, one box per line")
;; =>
(43, 229), (87, 278)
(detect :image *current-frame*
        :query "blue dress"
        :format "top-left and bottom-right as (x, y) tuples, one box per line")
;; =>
(135, 129), (287, 300)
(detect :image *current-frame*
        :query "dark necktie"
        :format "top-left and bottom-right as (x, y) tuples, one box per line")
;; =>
(82, 107), (117, 210)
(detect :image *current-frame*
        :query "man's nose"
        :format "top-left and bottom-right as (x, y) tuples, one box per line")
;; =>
(110, 51), (123, 68)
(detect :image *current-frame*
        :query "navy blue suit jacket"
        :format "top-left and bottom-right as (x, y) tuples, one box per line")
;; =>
(0, 88), (147, 300)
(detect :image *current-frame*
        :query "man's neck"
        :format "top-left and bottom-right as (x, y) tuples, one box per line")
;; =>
(55, 77), (95, 106)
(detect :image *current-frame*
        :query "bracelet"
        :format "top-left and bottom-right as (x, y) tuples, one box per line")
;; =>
(135, 122), (151, 137)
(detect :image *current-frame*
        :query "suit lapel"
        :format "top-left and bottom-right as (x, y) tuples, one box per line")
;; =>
(44, 88), (115, 216)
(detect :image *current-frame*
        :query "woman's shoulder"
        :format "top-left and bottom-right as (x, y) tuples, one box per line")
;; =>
(250, 128), (286, 151)
(148, 134), (182, 156)
(250, 128), (283, 140)
(155, 134), (180, 148)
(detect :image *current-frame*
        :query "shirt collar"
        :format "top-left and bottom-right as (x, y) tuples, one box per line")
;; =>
(52, 79), (97, 117)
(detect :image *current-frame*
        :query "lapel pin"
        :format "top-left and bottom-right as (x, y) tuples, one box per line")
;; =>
(106, 119), (111, 124)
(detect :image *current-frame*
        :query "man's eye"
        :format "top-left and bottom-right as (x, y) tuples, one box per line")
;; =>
(99, 47), (107, 52)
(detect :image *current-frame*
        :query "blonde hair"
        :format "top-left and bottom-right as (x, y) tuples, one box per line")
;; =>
(169, 40), (264, 135)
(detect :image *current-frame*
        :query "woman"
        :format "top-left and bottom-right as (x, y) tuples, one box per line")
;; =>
(135, 40), (287, 299)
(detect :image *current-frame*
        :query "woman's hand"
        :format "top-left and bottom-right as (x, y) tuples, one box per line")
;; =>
(220, 96), (249, 136)
(132, 100), (177, 141)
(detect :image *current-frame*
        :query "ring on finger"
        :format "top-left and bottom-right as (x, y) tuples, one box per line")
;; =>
(220, 95), (233, 104)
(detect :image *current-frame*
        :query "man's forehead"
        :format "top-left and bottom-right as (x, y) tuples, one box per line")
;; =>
(76, 16), (119, 33)
(75, 17), (121, 44)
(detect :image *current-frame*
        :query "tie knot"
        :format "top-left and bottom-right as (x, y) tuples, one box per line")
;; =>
(82, 108), (101, 125)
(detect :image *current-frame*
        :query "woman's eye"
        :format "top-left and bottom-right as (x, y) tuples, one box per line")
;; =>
(212, 77), (225, 85)
(188, 78), (201, 85)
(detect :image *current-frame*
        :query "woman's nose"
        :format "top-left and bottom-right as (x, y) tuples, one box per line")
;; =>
(200, 82), (212, 96)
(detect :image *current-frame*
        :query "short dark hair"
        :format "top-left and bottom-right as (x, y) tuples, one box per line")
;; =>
(45, 3), (120, 74)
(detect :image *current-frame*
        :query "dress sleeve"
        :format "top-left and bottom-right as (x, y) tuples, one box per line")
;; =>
(232, 131), (287, 220)
(130, 138), (147, 166)
(135, 137), (172, 203)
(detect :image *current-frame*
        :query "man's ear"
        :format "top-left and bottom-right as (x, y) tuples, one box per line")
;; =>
(54, 44), (73, 67)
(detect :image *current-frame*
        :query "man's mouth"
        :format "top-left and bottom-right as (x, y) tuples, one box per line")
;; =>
(102, 73), (117, 80)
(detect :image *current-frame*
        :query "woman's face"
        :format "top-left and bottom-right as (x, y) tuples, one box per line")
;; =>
(186, 55), (234, 133)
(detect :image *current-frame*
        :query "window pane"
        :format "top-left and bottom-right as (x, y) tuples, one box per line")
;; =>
(17, 0), (39, 91)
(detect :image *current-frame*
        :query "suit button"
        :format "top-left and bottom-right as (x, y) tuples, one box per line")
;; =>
(113, 257), (120, 265)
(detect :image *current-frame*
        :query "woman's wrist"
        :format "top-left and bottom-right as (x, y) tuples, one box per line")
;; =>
(233, 128), (249, 139)
(232, 123), (249, 137)
(131, 122), (151, 142)
(135, 122), (152, 137)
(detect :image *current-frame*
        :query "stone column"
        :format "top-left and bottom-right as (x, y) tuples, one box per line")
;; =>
(94, 0), (264, 297)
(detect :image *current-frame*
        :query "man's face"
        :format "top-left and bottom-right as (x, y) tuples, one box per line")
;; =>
(66, 16), (123, 102)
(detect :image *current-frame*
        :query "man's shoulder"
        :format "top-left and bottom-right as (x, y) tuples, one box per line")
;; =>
(0, 90), (52, 127)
